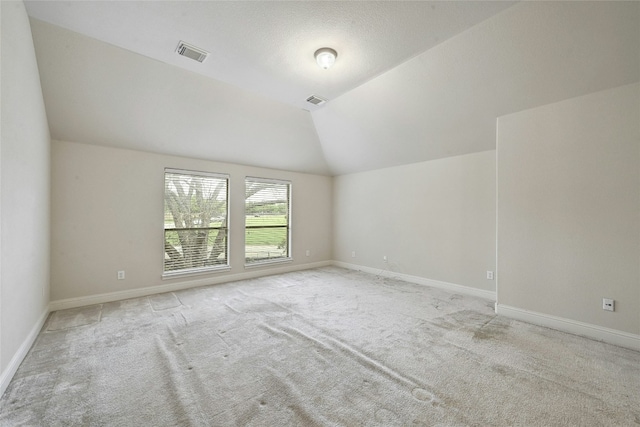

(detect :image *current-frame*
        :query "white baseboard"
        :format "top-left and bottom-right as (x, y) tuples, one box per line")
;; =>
(49, 261), (332, 311)
(0, 306), (50, 397)
(496, 304), (640, 352)
(333, 261), (496, 300)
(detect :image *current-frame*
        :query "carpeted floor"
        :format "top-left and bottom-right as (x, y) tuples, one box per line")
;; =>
(1, 267), (639, 426)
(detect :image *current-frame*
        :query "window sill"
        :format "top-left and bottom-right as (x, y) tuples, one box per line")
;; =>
(162, 265), (231, 280)
(244, 257), (292, 269)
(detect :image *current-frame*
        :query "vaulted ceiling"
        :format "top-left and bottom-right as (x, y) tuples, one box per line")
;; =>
(25, 1), (639, 176)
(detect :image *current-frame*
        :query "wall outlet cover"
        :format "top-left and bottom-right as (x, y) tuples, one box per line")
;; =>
(602, 298), (614, 312)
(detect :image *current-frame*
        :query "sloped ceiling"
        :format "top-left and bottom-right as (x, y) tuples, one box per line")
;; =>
(25, 1), (639, 176)
(25, 1), (515, 111)
(30, 19), (332, 175)
(315, 1), (640, 174)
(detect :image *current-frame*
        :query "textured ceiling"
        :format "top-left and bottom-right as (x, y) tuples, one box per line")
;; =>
(24, 1), (640, 176)
(314, 1), (640, 174)
(24, 1), (515, 111)
(30, 19), (332, 175)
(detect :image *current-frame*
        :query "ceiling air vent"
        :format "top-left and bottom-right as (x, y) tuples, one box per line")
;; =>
(306, 95), (327, 106)
(176, 41), (209, 63)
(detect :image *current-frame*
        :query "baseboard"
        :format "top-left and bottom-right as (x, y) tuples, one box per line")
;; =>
(0, 305), (50, 397)
(49, 261), (332, 311)
(333, 261), (496, 300)
(496, 304), (640, 352)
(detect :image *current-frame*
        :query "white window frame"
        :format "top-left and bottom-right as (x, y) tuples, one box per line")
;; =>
(163, 168), (230, 278)
(244, 177), (292, 267)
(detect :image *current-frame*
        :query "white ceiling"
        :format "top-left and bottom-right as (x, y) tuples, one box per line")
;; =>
(30, 18), (332, 175)
(24, 1), (640, 176)
(314, 1), (640, 174)
(25, 1), (515, 111)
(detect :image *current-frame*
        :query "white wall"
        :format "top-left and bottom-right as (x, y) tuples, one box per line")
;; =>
(333, 150), (496, 293)
(0, 1), (51, 392)
(51, 140), (332, 303)
(497, 83), (639, 336)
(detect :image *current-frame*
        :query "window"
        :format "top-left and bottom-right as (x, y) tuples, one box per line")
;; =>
(245, 177), (291, 265)
(163, 169), (229, 275)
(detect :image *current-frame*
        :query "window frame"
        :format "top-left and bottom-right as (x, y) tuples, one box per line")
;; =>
(244, 176), (292, 267)
(162, 168), (231, 278)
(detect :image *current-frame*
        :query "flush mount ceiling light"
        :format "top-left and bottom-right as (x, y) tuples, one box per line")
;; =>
(314, 47), (337, 69)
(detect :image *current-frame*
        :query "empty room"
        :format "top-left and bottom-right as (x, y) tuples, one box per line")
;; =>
(1, 1), (639, 425)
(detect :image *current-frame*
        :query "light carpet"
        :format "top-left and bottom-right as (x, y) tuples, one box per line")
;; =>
(1, 267), (639, 426)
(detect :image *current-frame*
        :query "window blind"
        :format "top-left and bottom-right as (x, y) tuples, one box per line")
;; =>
(164, 169), (229, 274)
(245, 177), (291, 264)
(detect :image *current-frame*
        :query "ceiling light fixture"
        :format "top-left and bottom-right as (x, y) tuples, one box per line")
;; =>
(314, 47), (337, 69)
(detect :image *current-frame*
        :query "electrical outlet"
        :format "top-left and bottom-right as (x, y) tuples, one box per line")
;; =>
(351, 251), (356, 258)
(306, 249), (310, 257)
(602, 298), (614, 312)
(117, 270), (125, 280)
(487, 271), (494, 280)
(383, 255), (387, 263)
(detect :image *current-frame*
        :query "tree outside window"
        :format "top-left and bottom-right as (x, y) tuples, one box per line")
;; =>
(164, 169), (229, 274)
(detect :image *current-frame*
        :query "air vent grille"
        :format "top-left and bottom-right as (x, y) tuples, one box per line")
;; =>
(176, 41), (209, 63)
(306, 95), (327, 106)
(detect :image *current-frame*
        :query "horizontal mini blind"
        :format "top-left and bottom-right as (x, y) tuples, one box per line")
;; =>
(245, 177), (291, 264)
(164, 169), (229, 274)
